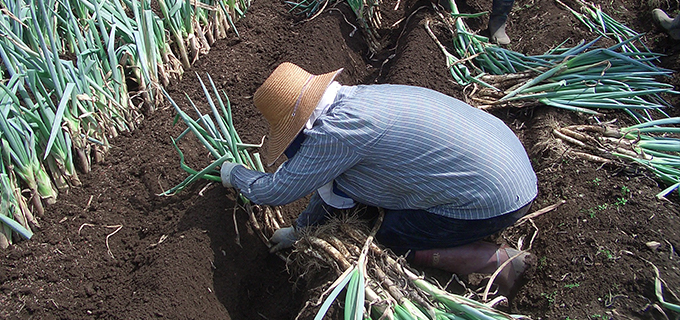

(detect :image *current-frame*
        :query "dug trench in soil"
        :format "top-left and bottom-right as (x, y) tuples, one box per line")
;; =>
(2, 0), (680, 319)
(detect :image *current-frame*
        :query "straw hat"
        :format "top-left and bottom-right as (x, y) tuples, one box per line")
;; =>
(254, 62), (343, 166)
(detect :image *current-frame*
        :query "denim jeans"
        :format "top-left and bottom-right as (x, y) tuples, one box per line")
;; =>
(375, 201), (533, 255)
(297, 192), (533, 255)
(491, 0), (514, 21)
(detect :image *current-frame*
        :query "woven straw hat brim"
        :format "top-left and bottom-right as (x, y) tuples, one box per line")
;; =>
(255, 64), (342, 166)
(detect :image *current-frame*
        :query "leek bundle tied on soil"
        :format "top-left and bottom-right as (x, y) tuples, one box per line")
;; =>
(295, 215), (530, 320)
(550, 118), (680, 198)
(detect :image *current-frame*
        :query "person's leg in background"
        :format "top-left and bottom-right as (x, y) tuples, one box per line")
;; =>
(433, 0), (515, 45)
(489, 0), (515, 45)
(652, 9), (680, 40)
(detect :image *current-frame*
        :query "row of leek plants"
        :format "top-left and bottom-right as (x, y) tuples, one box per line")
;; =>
(0, 0), (248, 248)
(427, 0), (676, 124)
(556, 0), (651, 57)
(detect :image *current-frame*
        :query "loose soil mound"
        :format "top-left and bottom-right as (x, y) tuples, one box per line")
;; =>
(2, 0), (680, 319)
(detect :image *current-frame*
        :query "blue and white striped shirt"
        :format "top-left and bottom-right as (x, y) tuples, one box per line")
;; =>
(231, 84), (537, 220)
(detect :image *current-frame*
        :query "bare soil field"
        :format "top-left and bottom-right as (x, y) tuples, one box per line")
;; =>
(2, 0), (680, 319)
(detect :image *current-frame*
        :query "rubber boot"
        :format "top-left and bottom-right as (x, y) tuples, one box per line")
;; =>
(652, 9), (680, 40)
(489, 0), (514, 45)
(413, 242), (531, 296)
(653, 9), (675, 30)
(413, 241), (502, 275)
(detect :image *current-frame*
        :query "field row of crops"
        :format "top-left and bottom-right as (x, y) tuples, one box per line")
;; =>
(2, 0), (680, 318)
(0, 0), (248, 248)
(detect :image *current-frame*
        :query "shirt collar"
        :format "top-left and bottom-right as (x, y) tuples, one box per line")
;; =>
(305, 81), (341, 130)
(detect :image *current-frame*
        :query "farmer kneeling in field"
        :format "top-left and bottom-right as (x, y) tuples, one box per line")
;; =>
(220, 62), (538, 295)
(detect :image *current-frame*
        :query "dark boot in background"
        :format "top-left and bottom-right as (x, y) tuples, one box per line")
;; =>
(489, 0), (514, 45)
(652, 9), (680, 40)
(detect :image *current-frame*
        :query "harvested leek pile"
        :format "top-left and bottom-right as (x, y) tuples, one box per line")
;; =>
(548, 118), (680, 198)
(556, 0), (649, 55)
(294, 213), (529, 320)
(426, 0), (677, 120)
(0, 0), (247, 248)
(427, 0), (680, 200)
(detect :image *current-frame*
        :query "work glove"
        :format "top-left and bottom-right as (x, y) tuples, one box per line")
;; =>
(269, 226), (298, 253)
(220, 162), (242, 188)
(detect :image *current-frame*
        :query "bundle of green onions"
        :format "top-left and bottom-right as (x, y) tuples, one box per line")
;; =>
(493, 39), (675, 122)
(345, 0), (383, 54)
(427, 0), (676, 120)
(557, 0), (651, 56)
(552, 118), (680, 198)
(160, 73), (265, 196)
(160, 73), (286, 245)
(612, 119), (680, 199)
(285, 0), (333, 18)
(295, 215), (529, 320)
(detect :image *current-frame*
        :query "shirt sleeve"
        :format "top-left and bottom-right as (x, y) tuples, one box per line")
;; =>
(230, 129), (363, 206)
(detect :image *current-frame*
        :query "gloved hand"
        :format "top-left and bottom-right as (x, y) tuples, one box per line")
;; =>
(269, 226), (298, 253)
(220, 162), (242, 188)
